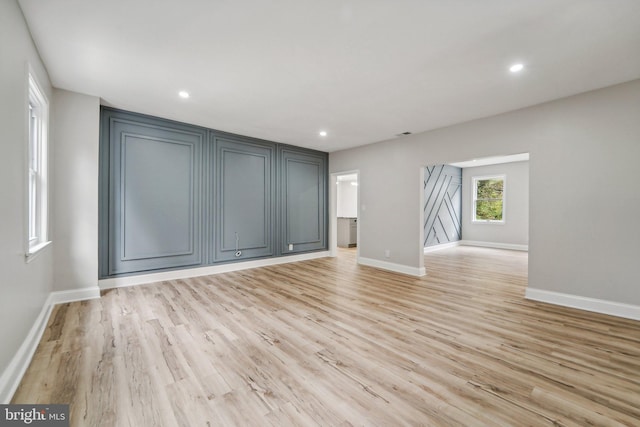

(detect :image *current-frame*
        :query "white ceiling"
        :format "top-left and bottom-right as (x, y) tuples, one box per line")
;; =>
(19, 0), (640, 152)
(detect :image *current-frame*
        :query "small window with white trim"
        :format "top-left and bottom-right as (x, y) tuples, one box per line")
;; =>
(472, 175), (505, 223)
(26, 71), (50, 259)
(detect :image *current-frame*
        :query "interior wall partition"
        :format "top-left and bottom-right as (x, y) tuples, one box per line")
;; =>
(99, 107), (328, 278)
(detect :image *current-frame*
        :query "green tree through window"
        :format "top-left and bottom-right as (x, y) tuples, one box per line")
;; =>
(473, 177), (504, 221)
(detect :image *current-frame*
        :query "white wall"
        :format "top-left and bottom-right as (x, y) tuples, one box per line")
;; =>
(52, 89), (100, 292)
(330, 79), (640, 306)
(337, 181), (358, 218)
(0, 0), (54, 400)
(461, 161), (529, 246)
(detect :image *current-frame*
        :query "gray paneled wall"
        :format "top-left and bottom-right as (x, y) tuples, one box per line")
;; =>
(424, 165), (462, 247)
(106, 116), (205, 275)
(280, 148), (327, 254)
(99, 108), (327, 278)
(212, 136), (276, 262)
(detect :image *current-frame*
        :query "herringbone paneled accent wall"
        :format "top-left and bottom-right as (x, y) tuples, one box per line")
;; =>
(424, 165), (462, 247)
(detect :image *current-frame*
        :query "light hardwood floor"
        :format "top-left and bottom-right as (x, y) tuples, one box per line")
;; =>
(12, 247), (640, 426)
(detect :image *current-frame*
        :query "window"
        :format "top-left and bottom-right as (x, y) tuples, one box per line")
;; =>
(473, 175), (505, 223)
(26, 71), (50, 259)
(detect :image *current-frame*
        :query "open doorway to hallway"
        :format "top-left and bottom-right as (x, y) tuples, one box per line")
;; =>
(330, 171), (359, 260)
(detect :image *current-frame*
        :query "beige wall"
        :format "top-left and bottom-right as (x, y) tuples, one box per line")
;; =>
(0, 0), (54, 401)
(51, 89), (100, 292)
(330, 79), (640, 305)
(0, 3), (100, 401)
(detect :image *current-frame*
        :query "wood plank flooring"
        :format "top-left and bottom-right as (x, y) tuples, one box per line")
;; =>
(12, 247), (640, 426)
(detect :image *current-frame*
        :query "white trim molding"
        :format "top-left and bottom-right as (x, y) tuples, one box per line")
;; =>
(526, 287), (640, 321)
(0, 286), (100, 403)
(100, 251), (331, 289)
(0, 295), (52, 404)
(423, 241), (461, 254)
(460, 240), (528, 251)
(358, 257), (426, 277)
(49, 287), (101, 305)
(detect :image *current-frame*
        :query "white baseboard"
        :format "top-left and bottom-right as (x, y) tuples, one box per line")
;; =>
(0, 285), (100, 404)
(525, 287), (640, 321)
(423, 241), (461, 254)
(49, 287), (101, 305)
(358, 257), (426, 277)
(99, 251), (331, 289)
(460, 240), (528, 251)
(0, 296), (53, 404)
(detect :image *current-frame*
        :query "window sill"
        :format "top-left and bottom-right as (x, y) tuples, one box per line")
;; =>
(472, 220), (505, 225)
(25, 240), (52, 263)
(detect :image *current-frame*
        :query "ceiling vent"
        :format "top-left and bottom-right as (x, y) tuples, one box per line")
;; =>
(396, 131), (412, 137)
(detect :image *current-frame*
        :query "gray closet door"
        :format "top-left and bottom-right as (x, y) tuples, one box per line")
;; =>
(212, 135), (275, 262)
(279, 147), (327, 254)
(107, 117), (204, 275)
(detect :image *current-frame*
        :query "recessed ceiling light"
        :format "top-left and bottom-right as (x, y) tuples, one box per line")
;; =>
(178, 90), (190, 99)
(319, 131), (327, 137)
(509, 63), (524, 73)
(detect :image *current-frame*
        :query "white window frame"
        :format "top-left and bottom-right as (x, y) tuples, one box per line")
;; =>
(472, 174), (506, 224)
(25, 69), (51, 261)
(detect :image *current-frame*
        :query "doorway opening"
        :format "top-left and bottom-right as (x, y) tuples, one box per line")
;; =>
(330, 171), (359, 260)
(421, 153), (529, 274)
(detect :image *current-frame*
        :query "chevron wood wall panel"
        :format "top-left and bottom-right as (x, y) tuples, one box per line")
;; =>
(424, 165), (462, 247)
